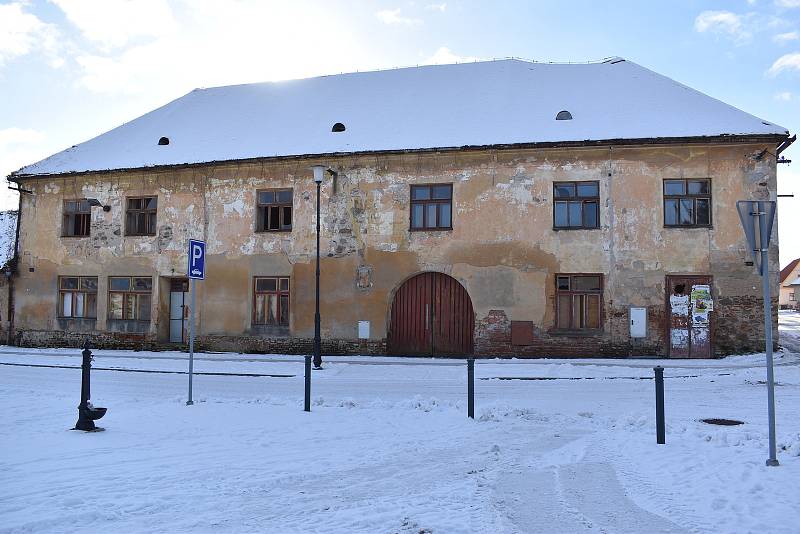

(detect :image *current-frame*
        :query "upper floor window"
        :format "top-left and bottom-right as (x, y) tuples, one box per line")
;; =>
(108, 276), (152, 321)
(62, 200), (91, 237)
(126, 197), (157, 236)
(553, 181), (599, 229)
(256, 189), (293, 232)
(58, 276), (97, 318)
(410, 184), (452, 230)
(664, 179), (711, 227)
(253, 276), (289, 326)
(555, 274), (602, 331)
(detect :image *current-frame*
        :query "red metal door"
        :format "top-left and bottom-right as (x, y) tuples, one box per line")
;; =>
(389, 272), (474, 355)
(666, 275), (713, 358)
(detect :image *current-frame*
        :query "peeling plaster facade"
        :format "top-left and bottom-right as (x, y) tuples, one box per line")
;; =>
(10, 142), (780, 357)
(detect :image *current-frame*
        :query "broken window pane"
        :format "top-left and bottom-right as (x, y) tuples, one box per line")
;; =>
(554, 183), (575, 198)
(664, 180), (685, 195)
(679, 199), (694, 225)
(664, 199), (678, 225)
(696, 199), (710, 225)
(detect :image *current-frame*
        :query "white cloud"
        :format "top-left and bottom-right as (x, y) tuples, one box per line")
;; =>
(768, 52), (800, 75)
(694, 10), (752, 42)
(774, 31), (799, 43)
(426, 3), (447, 12)
(376, 8), (421, 25)
(71, 1), (374, 95)
(50, 0), (176, 51)
(0, 2), (61, 67)
(0, 128), (49, 208)
(423, 47), (480, 65)
(774, 91), (793, 101)
(776, 0), (800, 7)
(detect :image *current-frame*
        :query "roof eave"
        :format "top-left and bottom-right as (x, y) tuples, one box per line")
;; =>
(9, 132), (791, 181)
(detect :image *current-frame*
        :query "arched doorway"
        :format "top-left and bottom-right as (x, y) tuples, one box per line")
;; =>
(388, 272), (474, 355)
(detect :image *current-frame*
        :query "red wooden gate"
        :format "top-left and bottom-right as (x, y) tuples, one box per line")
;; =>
(389, 272), (474, 355)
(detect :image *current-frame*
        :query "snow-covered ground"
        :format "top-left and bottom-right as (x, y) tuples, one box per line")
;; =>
(1, 321), (799, 533)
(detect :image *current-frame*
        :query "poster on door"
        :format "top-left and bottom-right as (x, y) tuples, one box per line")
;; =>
(691, 284), (712, 327)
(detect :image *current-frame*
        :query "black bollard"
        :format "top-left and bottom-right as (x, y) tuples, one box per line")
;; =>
(654, 366), (665, 444)
(304, 354), (312, 412)
(73, 341), (107, 431)
(467, 358), (475, 419)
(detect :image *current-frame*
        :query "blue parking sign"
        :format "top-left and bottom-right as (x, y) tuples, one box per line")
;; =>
(188, 239), (205, 280)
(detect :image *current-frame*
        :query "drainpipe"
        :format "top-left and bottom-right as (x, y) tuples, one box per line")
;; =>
(6, 179), (26, 346)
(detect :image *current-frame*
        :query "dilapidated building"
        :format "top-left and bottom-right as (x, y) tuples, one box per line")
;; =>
(7, 58), (794, 357)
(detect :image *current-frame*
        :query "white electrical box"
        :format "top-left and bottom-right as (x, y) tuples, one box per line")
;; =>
(630, 308), (647, 338)
(358, 321), (370, 339)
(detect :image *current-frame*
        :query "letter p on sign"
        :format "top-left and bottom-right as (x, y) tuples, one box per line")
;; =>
(188, 239), (206, 280)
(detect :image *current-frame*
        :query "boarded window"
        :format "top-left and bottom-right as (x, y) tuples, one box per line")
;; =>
(125, 197), (158, 236)
(253, 276), (290, 326)
(664, 179), (711, 227)
(58, 276), (98, 318)
(410, 184), (453, 230)
(256, 189), (293, 232)
(62, 200), (91, 237)
(108, 276), (152, 321)
(555, 274), (603, 331)
(553, 181), (600, 229)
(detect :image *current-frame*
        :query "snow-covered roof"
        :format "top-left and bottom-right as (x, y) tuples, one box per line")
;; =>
(11, 58), (789, 177)
(0, 210), (17, 268)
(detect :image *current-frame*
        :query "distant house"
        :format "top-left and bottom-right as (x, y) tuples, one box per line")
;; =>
(6, 58), (795, 357)
(780, 258), (800, 310)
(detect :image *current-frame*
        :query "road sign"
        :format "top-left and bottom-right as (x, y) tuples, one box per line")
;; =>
(736, 200), (776, 275)
(736, 199), (779, 467)
(188, 239), (205, 280)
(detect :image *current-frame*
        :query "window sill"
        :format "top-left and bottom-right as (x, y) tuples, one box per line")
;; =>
(60, 235), (90, 239)
(125, 234), (157, 237)
(409, 227), (453, 232)
(663, 225), (713, 230)
(552, 227), (600, 231)
(255, 229), (293, 233)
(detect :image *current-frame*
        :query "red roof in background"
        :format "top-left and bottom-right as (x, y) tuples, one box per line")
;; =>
(780, 258), (800, 283)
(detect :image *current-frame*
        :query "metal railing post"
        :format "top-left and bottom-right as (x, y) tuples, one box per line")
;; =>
(654, 366), (665, 444)
(467, 357), (475, 419)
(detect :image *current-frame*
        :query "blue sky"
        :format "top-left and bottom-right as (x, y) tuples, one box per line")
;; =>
(1, 0), (798, 263)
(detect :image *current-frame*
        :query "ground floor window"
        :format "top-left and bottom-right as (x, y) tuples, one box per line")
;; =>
(791, 292), (796, 302)
(555, 274), (603, 331)
(108, 276), (152, 321)
(253, 277), (289, 326)
(58, 276), (98, 318)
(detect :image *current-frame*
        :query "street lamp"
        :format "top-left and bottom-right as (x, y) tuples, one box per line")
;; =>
(311, 165), (336, 369)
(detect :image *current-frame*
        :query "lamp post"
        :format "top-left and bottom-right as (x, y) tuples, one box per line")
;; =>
(312, 165), (325, 369)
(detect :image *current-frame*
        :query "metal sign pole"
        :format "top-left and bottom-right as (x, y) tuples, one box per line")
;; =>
(187, 277), (196, 406)
(759, 203), (778, 466)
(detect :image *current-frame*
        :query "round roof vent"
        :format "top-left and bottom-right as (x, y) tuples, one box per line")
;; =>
(331, 122), (346, 132)
(556, 111), (573, 121)
(158, 136), (170, 145)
